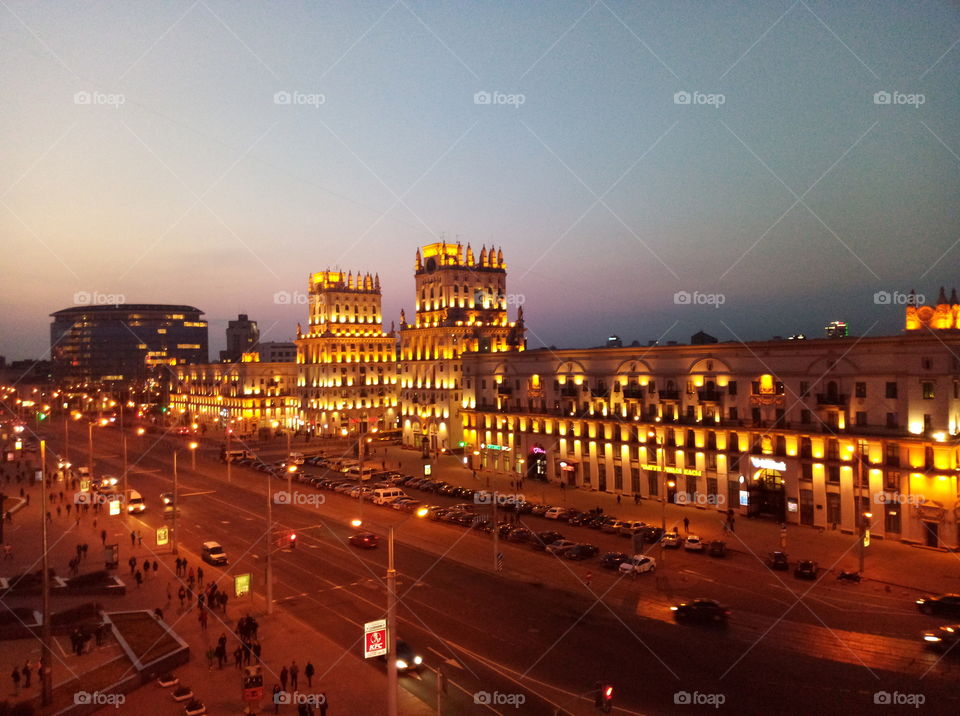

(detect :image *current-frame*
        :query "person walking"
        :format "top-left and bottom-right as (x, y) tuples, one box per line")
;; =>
(21, 662), (31, 688)
(152, 559), (159, 574)
(134, 570), (143, 588)
(198, 608), (208, 631)
(11, 667), (20, 695)
(252, 641), (262, 663)
(304, 661), (314, 687)
(143, 559), (151, 579)
(128, 556), (137, 574)
(616, 494), (621, 505)
(197, 566), (204, 588)
(318, 692), (328, 716)
(137, 530), (142, 546)
(289, 660), (299, 690)
(100, 529), (107, 546)
(272, 684), (282, 714)
(279, 665), (289, 692)
(234, 646), (243, 669)
(683, 516), (690, 534)
(178, 585), (186, 608)
(130, 530), (136, 547)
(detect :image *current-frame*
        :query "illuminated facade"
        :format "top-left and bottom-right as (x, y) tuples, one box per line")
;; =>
(399, 242), (525, 453)
(170, 356), (298, 433)
(463, 333), (960, 549)
(50, 304), (208, 385)
(295, 270), (397, 436)
(905, 287), (960, 330)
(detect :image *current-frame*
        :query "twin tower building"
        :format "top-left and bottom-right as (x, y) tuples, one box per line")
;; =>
(295, 242), (526, 453)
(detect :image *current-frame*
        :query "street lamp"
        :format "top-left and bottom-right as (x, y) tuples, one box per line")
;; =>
(650, 429), (668, 566)
(847, 441), (868, 574)
(188, 441), (198, 471)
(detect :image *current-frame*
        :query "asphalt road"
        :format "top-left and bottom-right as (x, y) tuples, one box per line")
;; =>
(44, 425), (960, 715)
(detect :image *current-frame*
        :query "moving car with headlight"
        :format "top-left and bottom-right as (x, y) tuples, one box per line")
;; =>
(671, 598), (730, 624)
(921, 624), (960, 651)
(382, 640), (422, 673)
(916, 594), (960, 617)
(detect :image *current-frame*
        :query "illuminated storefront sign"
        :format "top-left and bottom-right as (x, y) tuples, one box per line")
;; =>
(640, 464), (702, 477)
(750, 456), (787, 471)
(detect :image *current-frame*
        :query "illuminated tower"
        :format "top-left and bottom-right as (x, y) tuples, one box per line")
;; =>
(296, 270), (397, 435)
(399, 242), (525, 453)
(905, 287), (960, 331)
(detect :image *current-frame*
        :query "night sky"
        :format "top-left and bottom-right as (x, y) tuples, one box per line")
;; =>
(2, 1), (958, 359)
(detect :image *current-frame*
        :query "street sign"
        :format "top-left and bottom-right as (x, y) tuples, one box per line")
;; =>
(364, 619), (387, 658)
(496, 552), (504, 573)
(108, 499), (121, 516)
(863, 529), (870, 547)
(423, 464), (432, 476)
(80, 480), (90, 492)
(235, 573), (251, 598)
(156, 527), (169, 546)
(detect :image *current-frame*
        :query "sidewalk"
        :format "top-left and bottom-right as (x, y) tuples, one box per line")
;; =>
(0, 457), (434, 715)
(374, 444), (960, 596)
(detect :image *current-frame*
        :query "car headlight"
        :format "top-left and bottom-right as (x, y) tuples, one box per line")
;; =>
(396, 660), (408, 670)
(916, 599), (925, 605)
(670, 606), (678, 611)
(414, 656), (422, 665)
(924, 635), (942, 642)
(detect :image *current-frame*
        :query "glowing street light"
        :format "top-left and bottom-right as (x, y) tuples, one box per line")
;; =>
(188, 441), (199, 470)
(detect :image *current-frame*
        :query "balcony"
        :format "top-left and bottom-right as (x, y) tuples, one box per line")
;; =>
(658, 390), (680, 401)
(560, 386), (580, 397)
(816, 393), (848, 406)
(497, 385), (513, 396)
(622, 388), (645, 400)
(697, 389), (724, 402)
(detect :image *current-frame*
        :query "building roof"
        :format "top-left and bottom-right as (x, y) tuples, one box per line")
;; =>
(51, 304), (204, 318)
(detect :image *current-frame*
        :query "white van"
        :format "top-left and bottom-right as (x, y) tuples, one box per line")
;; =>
(346, 465), (376, 480)
(222, 448), (252, 463)
(201, 541), (228, 565)
(126, 489), (146, 513)
(288, 452), (305, 465)
(371, 488), (407, 505)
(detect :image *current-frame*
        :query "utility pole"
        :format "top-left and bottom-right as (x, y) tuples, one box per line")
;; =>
(63, 417), (69, 464)
(387, 526), (398, 716)
(40, 441), (52, 706)
(857, 440), (867, 574)
(266, 468), (274, 615)
(492, 492), (500, 572)
(122, 435), (128, 519)
(172, 452), (179, 556)
(87, 421), (94, 481)
(226, 429), (232, 484)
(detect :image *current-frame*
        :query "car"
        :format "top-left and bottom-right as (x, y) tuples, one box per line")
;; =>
(348, 532), (379, 549)
(600, 518), (622, 534)
(599, 551), (629, 569)
(585, 515), (607, 530)
(922, 624), (960, 651)
(452, 487), (474, 499)
(794, 560), (818, 580)
(566, 511), (589, 526)
(564, 544), (599, 560)
(544, 507), (569, 520)
(531, 531), (565, 550)
(619, 554), (657, 575)
(683, 535), (704, 552)
(507, 527), (535, 543)
(639, 526), (665, 543)
(393, 640), (422, 673)
(392, 499), (421, 512)
(916, 594), (960, 618)
(436, 483), (457, 497)
(201, 541), (227, 565)
(529, 504), (551, 517)
(661, 531), (682, 548)
(618, 520), (647, 537)
(161, 492), (174, 505)
(708, 540), (727, 557)
(545, 539), (578, 555)
(671, 598), (730, 623)
(767, 551), (789, 570)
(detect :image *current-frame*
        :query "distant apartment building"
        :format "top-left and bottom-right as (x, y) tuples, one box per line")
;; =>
(295, 270), (397, 436)
(50, 304), (207, 385)
(256, 341), (297, 363)
(220, 314), (260, 362)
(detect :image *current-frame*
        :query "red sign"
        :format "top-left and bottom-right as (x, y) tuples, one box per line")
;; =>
(364, 619), (387, 658)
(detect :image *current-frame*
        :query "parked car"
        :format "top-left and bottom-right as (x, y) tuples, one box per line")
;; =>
(618, 520), (647, 537)
(683, 535), (705, 552)
(708, 540), (727, 557)
(600, 519), (623, 534)
(639, 526), (665, 543)
(671, 599), (730, 624)
(566, 511), (589, 526)
(922, 624), (960, 651)
(506, 527), (535, 543)
(531, 531), (565, 550)
(529, 504), (551, 517)
(794, 560), (818, 580)
(348, 532), (379, 549)
(564, 544), (599, 560)
(544, 507), (570, 520)
(599, 551), (630, 569)
(767, 551), (789, 571)
(916, 594), (960, 618)
(545, 539), (578, 555)
(661, 531), (682, 548)
(618, 554), (657, 575)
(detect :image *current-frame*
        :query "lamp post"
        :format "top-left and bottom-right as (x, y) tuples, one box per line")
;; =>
(387, 525), (398, 716)
(122, 434), (129, 518)
(87, 421), (95, 481)
(172, 451), (179, 556)
(650, 429), (668, 567)
(189, 441), (198, 471)
(226, 428), (232, 484)
(265, 467), (274, 615)
(40, 440), (52, 706)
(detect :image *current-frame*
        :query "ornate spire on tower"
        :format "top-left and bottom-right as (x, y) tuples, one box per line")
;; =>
(465, 243), (474, 265)
(951, 288), (958, 305)
(374, 273), (380, 290)
(497, 247), (504, 268)
(456, 240), (462, 265)
(479, 245), (487, 267)
(938, 286), (948, 305)
(415, 248), (422, 272)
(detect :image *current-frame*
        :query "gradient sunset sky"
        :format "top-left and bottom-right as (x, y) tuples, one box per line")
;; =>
(2, 1), (958, 360)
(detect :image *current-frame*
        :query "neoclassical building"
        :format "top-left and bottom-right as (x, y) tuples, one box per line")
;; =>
(295, 270), (398, 436)
(461, 325), (960, 549)
(398, 242), (526, 453)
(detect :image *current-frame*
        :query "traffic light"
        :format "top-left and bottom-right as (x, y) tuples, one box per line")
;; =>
(37, 412), (47, 421)
(288, 533), (297, 549)
(594, 683), (613, 713)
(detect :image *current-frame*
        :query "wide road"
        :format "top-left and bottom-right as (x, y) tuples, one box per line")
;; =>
(47, 422), (960, 715)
